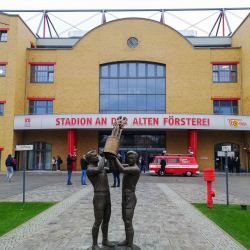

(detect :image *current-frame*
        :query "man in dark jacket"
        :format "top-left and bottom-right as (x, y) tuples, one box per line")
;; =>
(67, 153), (77, 185)
(111, 156), (121, 187)
(5, 154), (14, 182)
(57, 155), (62, 171)
(160, 157), (166, 176)
(80, 155), (89, 185)
(234, 157), (241, 173)
(228, 157), (234, 173)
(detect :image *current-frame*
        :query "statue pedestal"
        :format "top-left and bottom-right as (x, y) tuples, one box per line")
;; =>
(87, 243), (141, 250)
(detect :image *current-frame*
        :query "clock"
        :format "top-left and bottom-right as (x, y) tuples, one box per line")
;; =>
(127, 37), (138, 48)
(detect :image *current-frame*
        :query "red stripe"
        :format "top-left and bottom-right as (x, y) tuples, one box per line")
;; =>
(0, 148), (4, 151)
(0, 28), (9, 31)
(0, 101), (6, 103)
(0, 62), (8, 65)
(28, 62), (56, 65)
(27, 98), (55, 100)
(211, 98), (240, 100)
(210, 61), (239, 65)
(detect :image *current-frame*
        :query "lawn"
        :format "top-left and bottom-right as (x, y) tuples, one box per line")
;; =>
(192, 203), (250, 250)
(0, 202), (57, 237)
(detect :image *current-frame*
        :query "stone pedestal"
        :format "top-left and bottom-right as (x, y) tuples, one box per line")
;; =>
(87, 242), (141, 250)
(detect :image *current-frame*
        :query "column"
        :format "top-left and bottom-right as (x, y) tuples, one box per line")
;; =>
(187, 129), (197, 161)
(68, 129), (77, 171)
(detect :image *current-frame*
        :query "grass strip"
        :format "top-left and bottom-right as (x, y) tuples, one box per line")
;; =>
(0, 202), (57, 237)
(192, 203), (250, 250)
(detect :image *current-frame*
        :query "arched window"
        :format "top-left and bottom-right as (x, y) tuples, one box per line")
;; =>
(27, 142), (52, 170)
(100, 62), (166, 114)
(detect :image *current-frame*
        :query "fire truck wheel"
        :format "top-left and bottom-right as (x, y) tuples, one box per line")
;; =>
(158, 170), (165, 176)
(185, 171), (193, 177)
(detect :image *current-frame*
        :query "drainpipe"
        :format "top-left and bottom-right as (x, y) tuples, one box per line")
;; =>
(25, 59), (28, 114)
(240, 57), (242, 115)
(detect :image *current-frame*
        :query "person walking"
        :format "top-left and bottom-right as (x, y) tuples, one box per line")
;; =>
(111, 158), (120, 187)
(80, 155), (89, 185)
(138, 156), (142, 172)
(5, 154), (14, 182)
(57, 155), (62, 171)
(67, 153), (77, 185)
(228, 156), (234, 173)
(234, 157), (241, 173)
(13, 157), (17, 171)
(51, 157), (57, 171)
(160, 157), (166, 176)
(141, 158), (145, 173)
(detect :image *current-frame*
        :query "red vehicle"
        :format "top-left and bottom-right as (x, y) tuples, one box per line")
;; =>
(149, 155), (199, 177)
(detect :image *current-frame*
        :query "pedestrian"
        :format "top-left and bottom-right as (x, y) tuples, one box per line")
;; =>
(111, 157), (121, 187)
(67, 153), (77, 185)
(234, 157), (241, 173)
(80, 154), (89, 185)
(228, 156), (234, 173)
(141, 158), (145, 173)
(5, 154), (14, 182)
(138, 156), (142, 172)
(160, 157), (166, 176)
(51, 157), (57, 171)
(13, 157), (17, 171)
(57, 155), (62, 171)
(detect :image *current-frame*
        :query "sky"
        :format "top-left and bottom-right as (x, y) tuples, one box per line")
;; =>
(1, 0), (250, 37)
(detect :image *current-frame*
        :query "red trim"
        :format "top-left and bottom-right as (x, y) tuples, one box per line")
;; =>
(0, 148), (4, 151)
(27, 98), (55, 100)
(0, 62), (8, 65)
(28, 62), (56, 65)
(0, 101), (6, 104)
(30, 41), (36, 48)
(211, 98), (240, 100)
(0, 28), (9, 31)
(245, 150), (250, 153)
(210, 61), (239, 65)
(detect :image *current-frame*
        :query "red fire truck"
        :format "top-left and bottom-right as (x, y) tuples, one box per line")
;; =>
(149, 155), (199, 177)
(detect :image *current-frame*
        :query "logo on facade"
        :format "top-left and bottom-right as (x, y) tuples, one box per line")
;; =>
(24, 118), (30, 127)
(228, 119), (247, 127)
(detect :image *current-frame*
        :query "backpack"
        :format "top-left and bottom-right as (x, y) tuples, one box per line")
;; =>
(60, 159), (63, 164)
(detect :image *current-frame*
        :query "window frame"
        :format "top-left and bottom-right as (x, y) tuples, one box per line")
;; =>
(212, 64), (237, 83)
(0, 31), (8, 42)
(30, 65), (55, 83)
(213, 100), (238, 115)
(29, 100), (53, 115)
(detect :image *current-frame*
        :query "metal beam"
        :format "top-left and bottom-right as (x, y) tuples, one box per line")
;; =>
(209, 12), (222, 36)
(36, 10), (45, 37)
(216, 13), (222, 36)
(223, 9), (232, 35)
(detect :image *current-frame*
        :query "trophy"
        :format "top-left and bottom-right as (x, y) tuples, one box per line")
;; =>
(103, 116), (126, 158)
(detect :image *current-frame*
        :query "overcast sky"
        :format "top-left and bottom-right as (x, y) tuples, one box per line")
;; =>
(1, 0), (250, 37)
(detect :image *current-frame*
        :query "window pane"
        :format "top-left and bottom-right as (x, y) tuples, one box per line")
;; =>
(231, 72), (236, 82)
(110, 79), (118, 94)
(156, 95), (165, 110)
(213, 100), (219, 106)
(220, 101), (231, 106)
(100, 95), (109, 110)
(48, 101), (53, 106)
(110, 95), (118, 110)
(213, 65), (218, 70)
(101, 65), (109, 77)
(147, 95), (156, 110)
(119, 95), (127, 110)
(138, 63), (146, 77)
(233, 107), (238, 115)
(213, 72), (218, 82)
(219, 71), (230, 82)
(155, 79), (165, 94)
(110, 64), (118, 77)
(137, 79), (146, 94)
(148, 64), (155, 77)
(0, 66), (6, 76)
(128, 79), (137, 94)
(49, 66), (54, 71)
(0, 104), (3, 115)
(232, 65), (237, 70)
(220, 107), (231, 115)
(119, 79), (127, 94)
(137, 95), (146, 110)
(128, 63), (136, 77)
(156, 65), (165, 77)
(119, 63), (127, 77)
(128, 95), (137, 110)
(147, 79), (156, 94)
(36, 107), (47, 114)
(100, 79), (110, 94)
(47, 107), (53, 114)
(232, 101), (238, 106)
(48, 72), (54, 82)
(219, 65), (230, 71)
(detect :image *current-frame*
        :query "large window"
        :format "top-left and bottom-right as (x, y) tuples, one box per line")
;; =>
(29, 100), (53, 115)
(213, 100), (238, 115)
(27, 142), (52, 170)
(100, 62), (166, 114)
(213, 65), (237, 83)
(0, 31), (7, 42)
(0, 65), (6, 76)
(0, 104), (4, 115)
(30, 65), (54, 83)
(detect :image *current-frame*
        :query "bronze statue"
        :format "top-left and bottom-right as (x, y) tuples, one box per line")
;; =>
(86, 150), (116, 250)
(109, 151), (140, 250)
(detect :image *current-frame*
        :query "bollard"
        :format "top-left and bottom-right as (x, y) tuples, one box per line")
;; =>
(204, 168), (215, 209)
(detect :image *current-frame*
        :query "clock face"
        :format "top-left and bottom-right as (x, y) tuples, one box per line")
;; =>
(127, 37), (138, 48)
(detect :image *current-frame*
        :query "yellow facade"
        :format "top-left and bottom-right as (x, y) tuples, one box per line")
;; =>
(1, 13), (250, 172)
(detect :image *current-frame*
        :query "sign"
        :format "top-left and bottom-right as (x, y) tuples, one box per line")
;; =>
(218, 151), (234, 157)
(200, 156), (208, 159)
(13, 114), (250, 131)
(222, 146), (231, 152)
(16, 145), (33, 151)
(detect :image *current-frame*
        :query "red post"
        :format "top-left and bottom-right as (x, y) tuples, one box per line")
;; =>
(68, 129), (77, 171)
(43, 13), (46, 38)
(187, 129), (197, 160)
(204, 168), (215, 208)
(222, 12), (225, 36)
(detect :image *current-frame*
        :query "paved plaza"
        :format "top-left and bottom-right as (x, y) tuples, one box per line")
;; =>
(0, 171), (249, 250)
